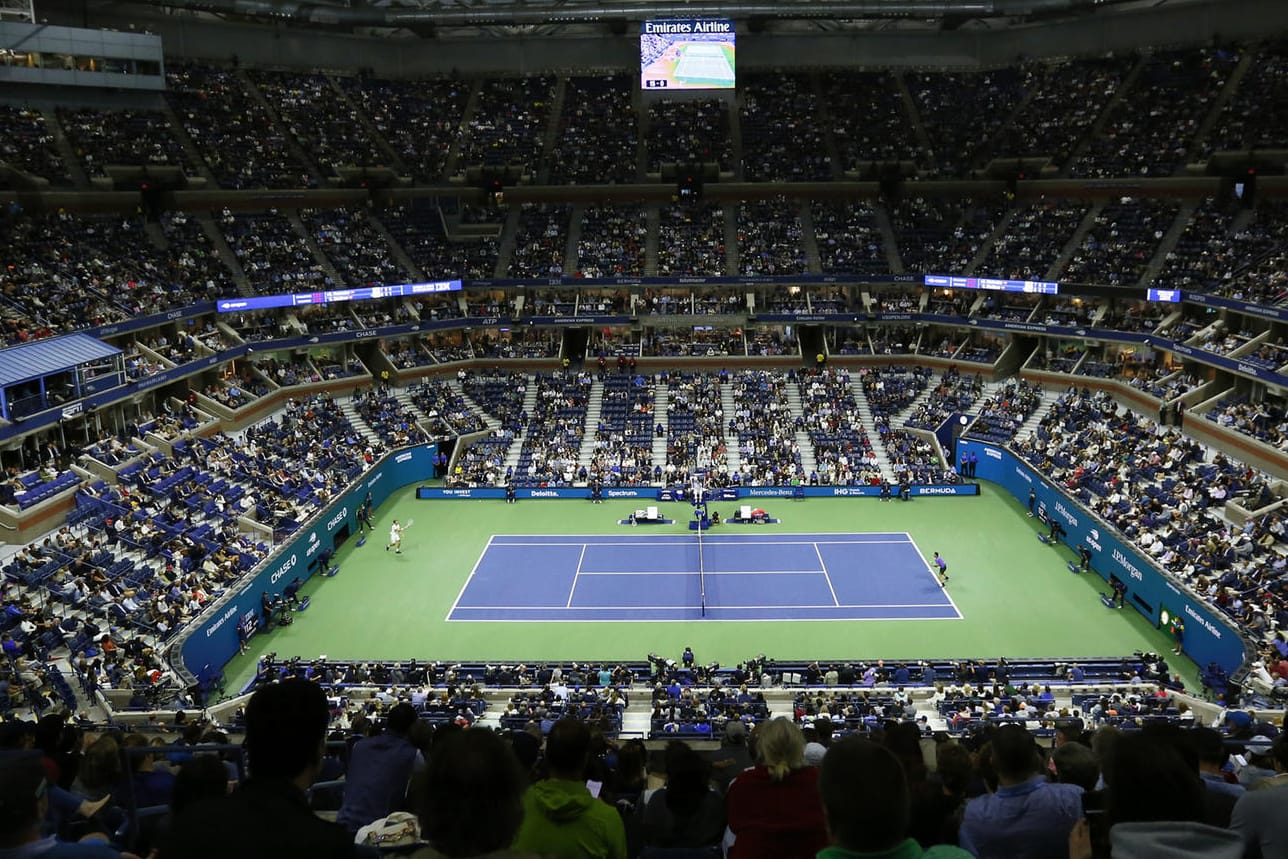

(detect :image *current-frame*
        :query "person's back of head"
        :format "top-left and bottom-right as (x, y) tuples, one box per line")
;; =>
(418, 728), (526, 858)
(662, 740), (711, 815)
(1190, 726), (1228, 770)
(245, 679), (330, 781)
(935, 742), (973, 795)
(819, 736), (909, 853)
(1107, 732), (1205, 824)
(171, 756), (230, 815)
(1050, 742), (1099, 792)
(989, 724), (1040, 784)
(0, 752), (47, 849)
(385, 702), (418, 737)
(544, 718), (591, 780)
(753, 717), (805, 782)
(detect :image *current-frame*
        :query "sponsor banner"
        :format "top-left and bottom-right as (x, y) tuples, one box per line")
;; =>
(956, 440), (1245, 674)
(419, 484), (977, 500)
(416, 486), (657, 499)
(84, 302), (215, 339)
(179, 444), (437, 677)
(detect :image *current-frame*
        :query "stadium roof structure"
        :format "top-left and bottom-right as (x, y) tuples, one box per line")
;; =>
(0, 333), (121, 390)
(134, 0), (1165, 34)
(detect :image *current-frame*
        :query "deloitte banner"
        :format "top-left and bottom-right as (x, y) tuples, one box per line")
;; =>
(178, 444), (437, 679)
(956, 440), (1245, 674)
(417, 483), (978, 501)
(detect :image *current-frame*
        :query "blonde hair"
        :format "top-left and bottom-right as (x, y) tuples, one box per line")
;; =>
(754, 717), (805, 782)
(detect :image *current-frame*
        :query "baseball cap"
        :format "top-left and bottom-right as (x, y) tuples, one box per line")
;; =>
(1246, 735), (1274, 755)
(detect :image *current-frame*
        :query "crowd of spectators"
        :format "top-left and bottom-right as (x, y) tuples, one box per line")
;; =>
(1201, 40), (1288, 155)
(508, 205), (569, 279)
(1071, 47), (1240, 178)
(889, 197), (1005, 275)
(664, 371), (729, 482)
(575, 204), (648, 277)
(378, 204), (499, 280)
(57, 107), (195, 179)
(645, 99), (734, 173)
(975, 199), (1089, 281)
(457, 76), (556, 174)
(166, 62), (314, 189)
(728, 370), (801, 485)
(337, 75), (468, 183)
(300, 208), (413, 288)
(548, 75), (638, 185)
(822, 71), (921, 172)
(352, 387), (426, 448)
(811, 201), (890, 275)
(657, 203), (727, 277)
(798, 369), (882, 486)
(249, 70), (388, 176)
(905, 368), (984, 430)
(1062, 197), (1179, 286)
(512, 371), (592, 487)
(736, 198), (807, 275)
(983, 56), (1135, 171)
(587, 374), (653, 487)
(0, 105), (72, 186)
(965, 378), (1044, 444)
(908, 68), (1026, 177)
(1205, 396), (1288, 452)
(219, 209), (329, 294)
(450, 371), (526, 485)
(740, 74), (832, 181)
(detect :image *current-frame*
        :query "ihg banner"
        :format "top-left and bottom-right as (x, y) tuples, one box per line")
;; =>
(177, 444), (437, 680)
(957, 440), (1246, 675)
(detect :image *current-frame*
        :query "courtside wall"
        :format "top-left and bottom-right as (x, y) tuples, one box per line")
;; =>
(957, 440), (1246, 674)
(176, 444), (438, 680)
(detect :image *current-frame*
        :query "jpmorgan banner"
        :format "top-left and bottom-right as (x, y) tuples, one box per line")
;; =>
(957, 440), (1246, 674)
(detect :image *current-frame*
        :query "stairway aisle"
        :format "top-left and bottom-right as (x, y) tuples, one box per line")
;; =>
(851, 377), (895, 482)
(502, 382), (542, 473)
(720, 382), (743, 474)
(340, 398), (385, 447)
(784, 383), (817, 476)
(448, 378), (502, 432)
(577, 378), (605, 467)
(651, 384), (670, 471)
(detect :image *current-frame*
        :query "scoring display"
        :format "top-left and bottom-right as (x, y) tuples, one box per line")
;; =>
(640, 19), (736, 91)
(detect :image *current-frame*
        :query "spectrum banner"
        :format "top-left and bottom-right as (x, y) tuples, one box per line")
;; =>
(416, 484), (979, 501)
(956, 440), (1245, 674)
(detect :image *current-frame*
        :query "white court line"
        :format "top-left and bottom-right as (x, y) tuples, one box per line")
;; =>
(489, 539), (915, 547)
(444, 533), (496, 621)
(902, 531), (964, 621)
(815, 542), (840, 606)
(452, 602), (955, 611)
(566, 543), (587, 608)
(447, 615), (965, 624)
(576, 569), (827, 576)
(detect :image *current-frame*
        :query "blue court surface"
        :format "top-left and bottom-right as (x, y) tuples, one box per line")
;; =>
(447, 532), (962, 622)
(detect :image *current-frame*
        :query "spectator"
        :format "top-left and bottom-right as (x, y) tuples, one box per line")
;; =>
(636, 741), (725, 852)
(958, 723), (1082, 858)
(0, 751), (126, 859)
(1071, 731), (1243, 859)
(408, 728), (537, 859)
(725, 717), (828, 859)
(819, 735), (972, 859)
(1230, 733), (1288, 859)
(158, 679), (365, 859)
(512, 718), (626, 859)
(710, 719), (754, 791)
(337, 702), (425, 833)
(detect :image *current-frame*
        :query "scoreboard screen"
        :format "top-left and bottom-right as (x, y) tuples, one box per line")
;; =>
(641, 19), (736, 91)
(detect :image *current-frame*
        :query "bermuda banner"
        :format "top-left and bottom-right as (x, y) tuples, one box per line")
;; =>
(177, 444), (437, 680)
(416, 484), (978, 500)
(956, 439), (1245, 674)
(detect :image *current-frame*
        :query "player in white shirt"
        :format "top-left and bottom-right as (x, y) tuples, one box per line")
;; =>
(386, 519), (403, 554)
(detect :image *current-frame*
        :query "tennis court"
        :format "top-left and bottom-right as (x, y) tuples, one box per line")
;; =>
(447, 532), (961, 622)
(673, 43), (736, 86)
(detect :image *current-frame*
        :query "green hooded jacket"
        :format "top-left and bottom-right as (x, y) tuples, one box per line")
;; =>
(512, 779), (627, 859)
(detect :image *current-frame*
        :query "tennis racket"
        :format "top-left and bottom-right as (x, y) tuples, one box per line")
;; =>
(404, 519), (415, 530)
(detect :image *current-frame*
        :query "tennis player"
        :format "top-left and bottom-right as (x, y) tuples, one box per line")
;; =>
(933, 552), (949, 587)
(386, 519), (403, 554)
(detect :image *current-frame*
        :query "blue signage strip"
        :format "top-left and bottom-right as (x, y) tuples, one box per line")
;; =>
(178, 445), (437, 678)
(955, 440), (1246, 674)
(415, 484), (978, 500)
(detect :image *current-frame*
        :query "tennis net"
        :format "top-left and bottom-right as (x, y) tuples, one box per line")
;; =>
(696, 514), (707, 618)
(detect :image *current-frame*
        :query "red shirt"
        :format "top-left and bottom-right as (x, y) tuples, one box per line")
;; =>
(726, 765), (828, 859)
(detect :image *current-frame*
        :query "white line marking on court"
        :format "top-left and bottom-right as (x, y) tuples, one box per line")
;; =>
(903, 532), (964, 621)
(576, 570), (831, 576)
(566, 543), (587, 608)
(815, 542), (840, 606)
(451, 603), (955, 611)
(488, 539), (914, 547)
(446, 615), (966, 624)
(445, 533), (495, 621)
